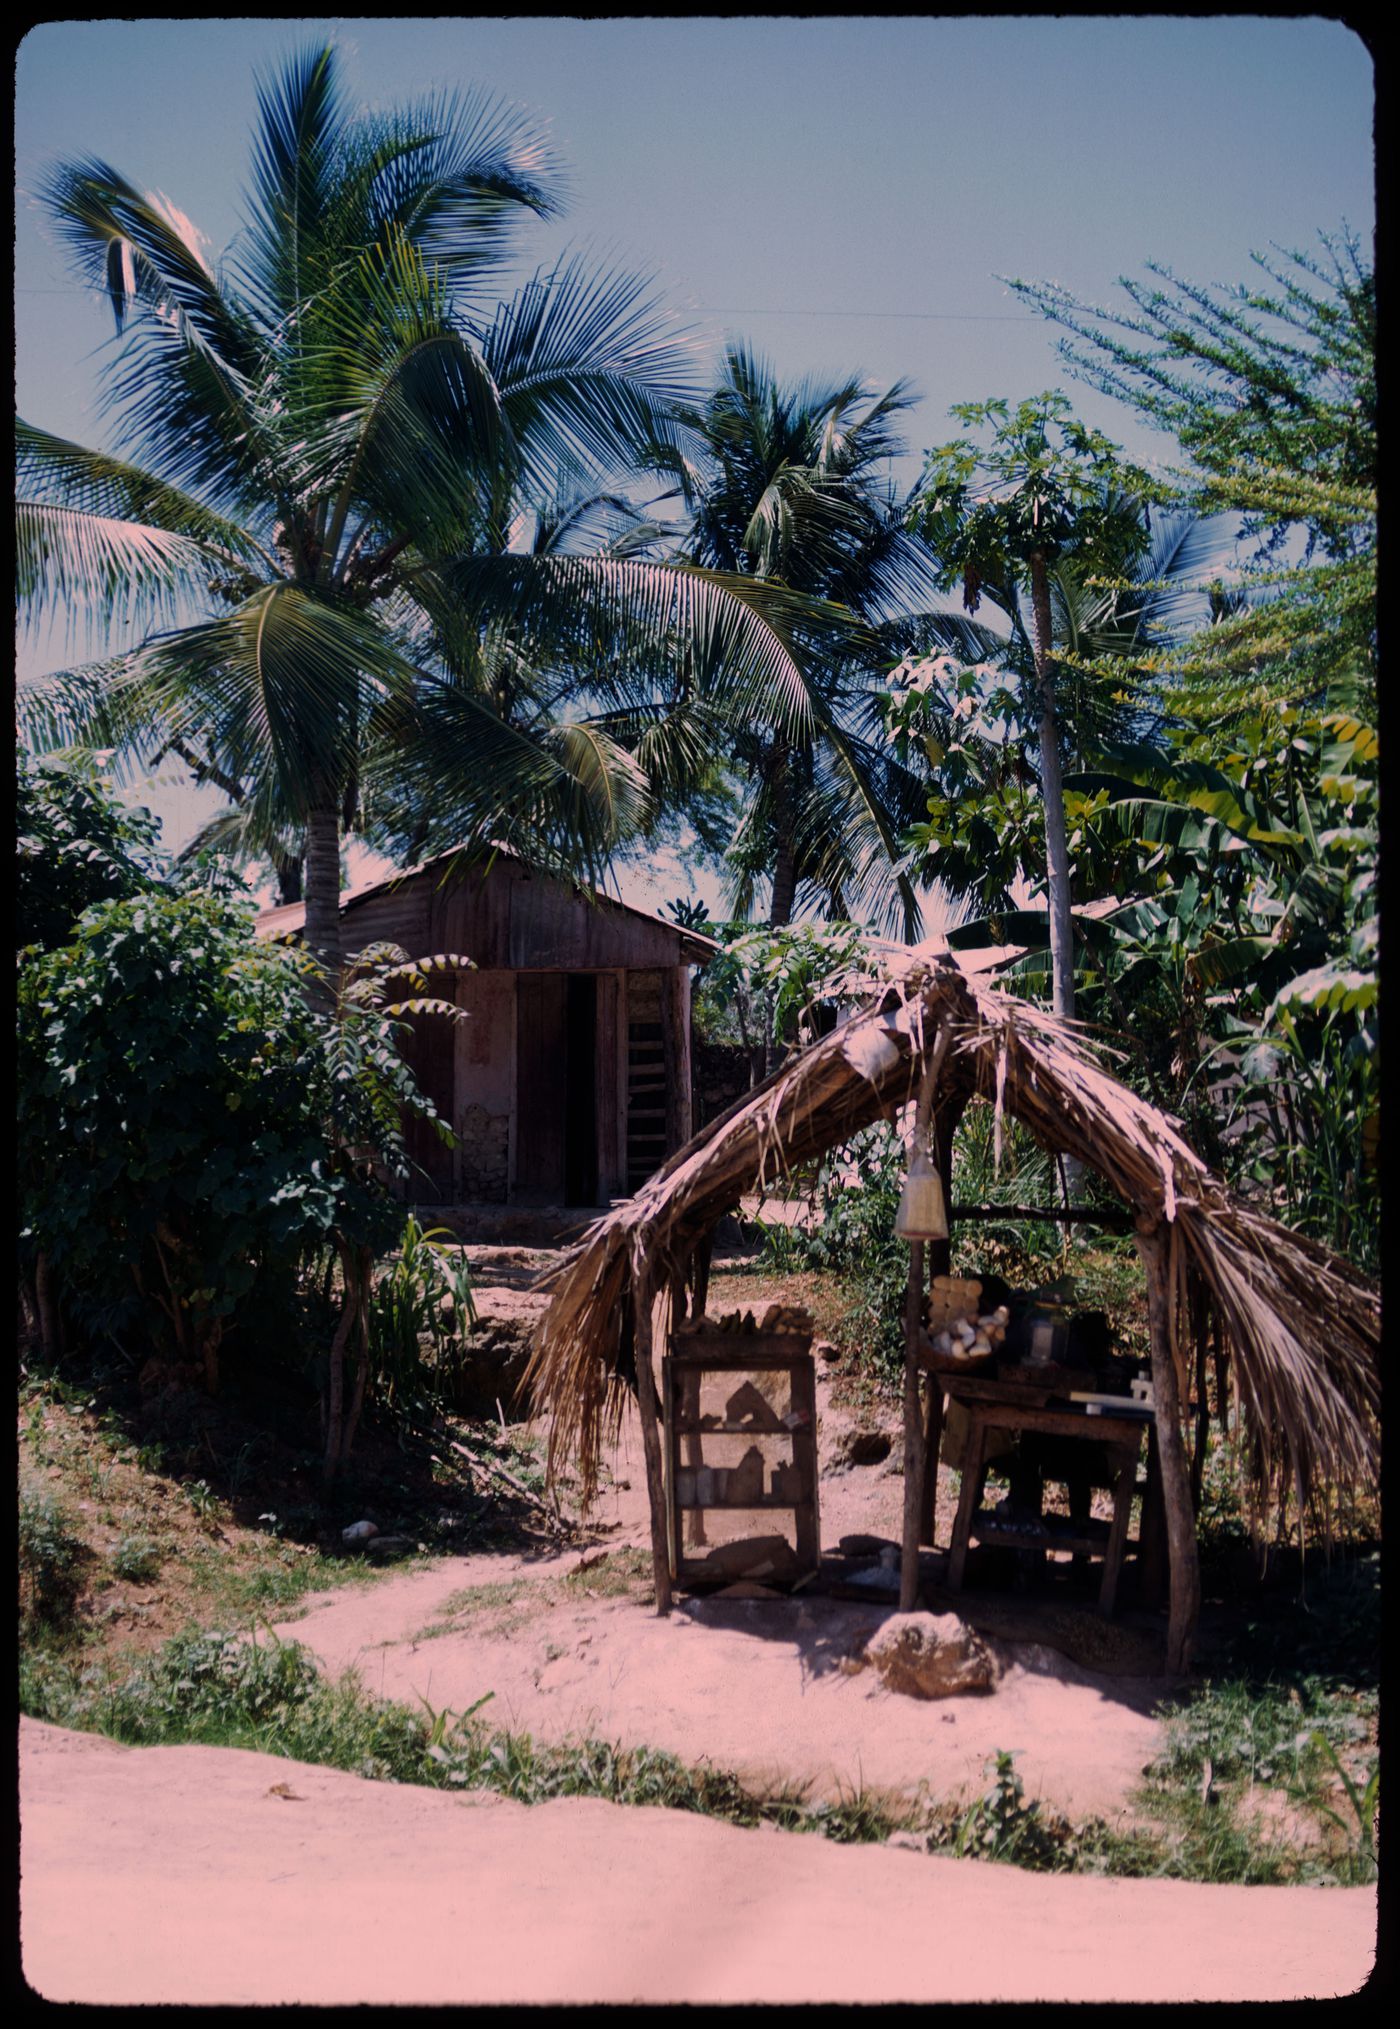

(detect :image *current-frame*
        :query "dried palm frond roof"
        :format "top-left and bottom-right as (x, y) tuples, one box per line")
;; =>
(526, 957), (1379, 1515)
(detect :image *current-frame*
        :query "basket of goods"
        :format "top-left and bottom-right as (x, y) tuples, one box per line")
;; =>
(918, 1276), (1011, 1371)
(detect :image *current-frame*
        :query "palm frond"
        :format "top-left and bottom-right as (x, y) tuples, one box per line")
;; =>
(429, 552), (829, 741)
(16, 500), (257, 639)
(486, 252), (704, 495)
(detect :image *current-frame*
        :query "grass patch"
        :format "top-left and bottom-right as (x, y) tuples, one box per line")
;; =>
(411, 1548), (656, 1642)
(20, 1625), (911, 1846)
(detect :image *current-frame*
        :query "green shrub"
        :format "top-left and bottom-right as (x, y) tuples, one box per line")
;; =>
(110, 1535), (163, 1583)
(18, 1486), (85, 1627)
(366, 1215), (477, 1433)
(15, 744), (164, 954)
(17, 877), (454, 1477)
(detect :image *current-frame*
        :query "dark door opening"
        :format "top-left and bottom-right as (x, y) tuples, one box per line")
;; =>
(515, 972), (599, 1206)
(563, 973), (598, 1205)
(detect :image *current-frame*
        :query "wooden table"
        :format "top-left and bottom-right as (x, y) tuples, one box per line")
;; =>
(928, 1373), (1157, 1615)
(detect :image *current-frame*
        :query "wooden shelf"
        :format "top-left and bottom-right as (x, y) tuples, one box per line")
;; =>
(672, 1419), (801, 1436)
(663, 1338), (820, 1583)
(676, 1494), (807, 1513)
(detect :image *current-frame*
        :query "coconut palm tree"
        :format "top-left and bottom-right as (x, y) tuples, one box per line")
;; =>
(16, 46), (819, 991)
(634, 343), (940, 938)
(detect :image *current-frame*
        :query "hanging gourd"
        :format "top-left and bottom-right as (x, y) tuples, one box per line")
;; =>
(894, 1141), (948, 1242)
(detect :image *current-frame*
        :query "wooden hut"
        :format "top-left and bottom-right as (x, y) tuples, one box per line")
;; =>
(527, 953), (1379, 1673)
(255, 849), (715, 1222)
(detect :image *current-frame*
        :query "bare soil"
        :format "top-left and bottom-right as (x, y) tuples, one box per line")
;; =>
(20, 1718), (1376, 2005)
(18, 1250), (1380, 2004)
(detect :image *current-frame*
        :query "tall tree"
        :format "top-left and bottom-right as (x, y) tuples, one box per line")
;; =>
(16, 46), (819, 994)
(1005, 232), (1375, 717)
(905, 394), (1164, 1026)
(639, 344), (939, 940)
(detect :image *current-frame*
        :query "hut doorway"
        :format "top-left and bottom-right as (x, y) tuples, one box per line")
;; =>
(515, 973), (600, 1206)
(563, 973), (599, 1206)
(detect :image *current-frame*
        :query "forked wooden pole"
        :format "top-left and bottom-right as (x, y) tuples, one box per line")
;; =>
(899, 1018), (951, 1612)
(629, 1249), (673, 1615)
(899, 1239), (927, 1611)
(1136, 1218), (1200, 1674)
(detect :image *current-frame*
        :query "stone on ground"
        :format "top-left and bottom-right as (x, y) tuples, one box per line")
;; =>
(863, 1611), (998, 1699)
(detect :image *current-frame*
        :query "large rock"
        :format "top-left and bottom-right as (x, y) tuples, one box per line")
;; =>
(862, 1612), (998, 1699)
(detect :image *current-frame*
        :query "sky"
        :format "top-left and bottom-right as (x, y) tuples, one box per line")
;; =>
(14, 15), (1376, 921)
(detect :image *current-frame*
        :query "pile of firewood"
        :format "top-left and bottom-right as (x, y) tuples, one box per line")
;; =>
(674, 1303), (814, 1337)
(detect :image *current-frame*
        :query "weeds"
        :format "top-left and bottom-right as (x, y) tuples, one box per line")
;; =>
(1302, 1732), (1378, 1883)
(110, 1535), (163, 1583)
(366, 1216), (477, 1435)
(19, 1485), (86, 1627)
(945, 1751), (1073, 1869)
(18, 1627), (894, 1843)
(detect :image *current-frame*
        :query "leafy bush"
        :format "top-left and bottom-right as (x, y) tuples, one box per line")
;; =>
(17, 878), (455, 1478)
(366, 1215), (477, 1433)
(949, 1751), (1074, 1869)
(110, 1536), (163, 1583)
(15, 744), (165, 952)
(18, 1485), (85, 1627)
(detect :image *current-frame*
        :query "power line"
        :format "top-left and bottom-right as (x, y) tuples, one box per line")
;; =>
(15, 282), (1037, 322)
(696, 307), (1036, 323)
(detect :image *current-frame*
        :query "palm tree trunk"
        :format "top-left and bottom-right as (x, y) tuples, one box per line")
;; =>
(770, 836), (798, 930)
(302, 803), (343, 1004)
(1028, 551), (1075, 1027)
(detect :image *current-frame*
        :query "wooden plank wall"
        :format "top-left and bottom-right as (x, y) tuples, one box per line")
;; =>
(355, 856), (703, 972)
(399, 1012), (457, 1201)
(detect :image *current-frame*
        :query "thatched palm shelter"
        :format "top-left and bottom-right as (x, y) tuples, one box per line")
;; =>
(526, 956), (1378, 1671)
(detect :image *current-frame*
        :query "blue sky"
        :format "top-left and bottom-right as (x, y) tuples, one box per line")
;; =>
(15, 15), (1375, 917)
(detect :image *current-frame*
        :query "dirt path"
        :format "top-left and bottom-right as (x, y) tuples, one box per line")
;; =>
(269, 1397), (1172, 1822)
(20, 1720), (1375, 2005)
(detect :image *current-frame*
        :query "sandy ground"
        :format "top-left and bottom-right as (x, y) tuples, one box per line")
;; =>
(18, 1337), (1379, 2005)
(268, 1397), (1170, 1821)
(275, 1541), (1168, 1821)
(20, 1719), (1376, 2005)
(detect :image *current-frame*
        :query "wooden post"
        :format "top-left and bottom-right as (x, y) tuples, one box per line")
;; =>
(898, 1018), (950, 1611)
(629, 1249), (673, 1615)
(1136, 1219), (1200, 1674)
(689, 1230), (713, 1321)
(899, 1238), (927, 1611)
(919, 1377), (943, 1548)
(661, 967), (692, 1156)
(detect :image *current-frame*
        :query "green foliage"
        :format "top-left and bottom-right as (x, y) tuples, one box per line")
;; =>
(1007, 232), (1375, 717)
(16, 887), (447, 1382)
(110, 1535), (163, 1583)
(950, 1751), (1071, 1868)
(908, 393), (1165, 605)
(366, 1215), (478, 1433)
(18, 1485), (86, 1627)
(644, 341), (935, 936)
(693, 918), (889, 1056)
(15, 743), (165, 951)
(1305, 1732), (1378, 1884)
